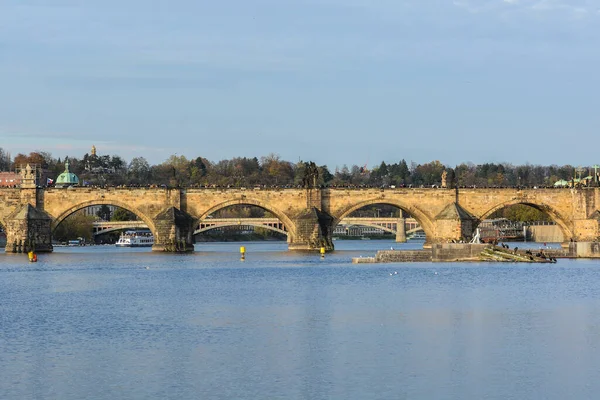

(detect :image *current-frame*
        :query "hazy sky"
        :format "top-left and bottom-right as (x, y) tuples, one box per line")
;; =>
(1, 0), (599, 168)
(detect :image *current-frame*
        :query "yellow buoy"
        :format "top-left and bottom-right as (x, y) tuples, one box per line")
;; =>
(240, 246), (246, 261)
(320, 247), (325, 258)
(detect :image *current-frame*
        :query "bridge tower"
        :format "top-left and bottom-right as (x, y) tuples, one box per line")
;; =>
(434, 203), (476, 243)
(4, 165), (54, 253)
(288, 188), (334, 251)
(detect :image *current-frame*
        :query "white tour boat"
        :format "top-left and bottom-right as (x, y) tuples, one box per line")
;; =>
(115, 230), (154, 247)
(408, 231), (427, 240)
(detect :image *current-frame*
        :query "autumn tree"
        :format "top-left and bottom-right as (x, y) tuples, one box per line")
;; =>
(260, 153), (294, 185)
(13, 151), (50, 169)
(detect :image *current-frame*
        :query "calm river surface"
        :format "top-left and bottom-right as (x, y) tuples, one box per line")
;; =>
(2, 240), (600, 399)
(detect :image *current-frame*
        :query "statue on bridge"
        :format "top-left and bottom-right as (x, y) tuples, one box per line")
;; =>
(441, 168), (456, 189)
(302, 161), (320, 189)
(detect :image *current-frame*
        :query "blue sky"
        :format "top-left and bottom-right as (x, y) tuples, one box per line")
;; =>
(1, 0), (599, 168)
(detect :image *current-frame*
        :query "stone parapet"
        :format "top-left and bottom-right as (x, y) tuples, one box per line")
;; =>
(376, 250), (432, 262)
(431, 243), (489, 262)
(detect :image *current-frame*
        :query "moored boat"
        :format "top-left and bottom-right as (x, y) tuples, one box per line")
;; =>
(115, 230), (154, 247)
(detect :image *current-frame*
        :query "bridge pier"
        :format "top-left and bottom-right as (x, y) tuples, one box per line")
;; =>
(151, 207), (196, 252)
(4, 204), (53, 253)
(288, 208), (334, 252)
(396, 217), (407, 243)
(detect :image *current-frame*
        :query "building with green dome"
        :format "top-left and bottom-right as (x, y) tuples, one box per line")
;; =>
(55, 158), (79, 187)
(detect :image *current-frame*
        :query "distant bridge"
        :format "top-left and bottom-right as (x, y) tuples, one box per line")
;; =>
(339, 217), (422, 237)
(93, 221), (148, 235)
(92, 217), (424, 239)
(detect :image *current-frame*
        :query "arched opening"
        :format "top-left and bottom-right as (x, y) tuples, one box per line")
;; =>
(195, 204), (288, 243)
(477, 202), (569, 244)
(333, 202), (430, 242)
(52, 202), (156, 248)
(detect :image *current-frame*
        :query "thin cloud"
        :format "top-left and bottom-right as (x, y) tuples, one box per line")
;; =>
(454, 0), (597, 17)
(0, 129), (83, 140)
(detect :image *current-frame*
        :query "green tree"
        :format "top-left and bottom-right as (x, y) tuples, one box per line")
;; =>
(111, 207), (138, 221)
(96, 205), (112, 221)
(53, 211), (95, 242)
(319, 165), (334, 185)
(293, 161), (307, 186)
(0, 147), (11, 170)
(162, 154), (191, 186)
(490, 204), (551, 222)
(128, 157), (151, 184)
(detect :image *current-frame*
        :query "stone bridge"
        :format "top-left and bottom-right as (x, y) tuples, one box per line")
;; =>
(1, 180), (599, 253)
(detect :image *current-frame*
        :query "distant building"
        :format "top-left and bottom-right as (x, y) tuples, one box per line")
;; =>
(0, 172), (21, 187)
(55, 158), (80, 187)
(82, 205), (116, 220)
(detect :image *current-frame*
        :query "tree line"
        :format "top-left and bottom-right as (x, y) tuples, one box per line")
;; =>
(3, 147), (597, 188)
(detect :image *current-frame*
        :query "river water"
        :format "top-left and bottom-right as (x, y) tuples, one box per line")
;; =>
(2, 240), (600, 399)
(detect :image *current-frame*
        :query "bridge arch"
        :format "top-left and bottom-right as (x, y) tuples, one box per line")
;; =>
(332, 199), (435, 239)
(476, 200), (573, 240)
(51, 200), (157, 235)
(196, 199), (296, 237)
